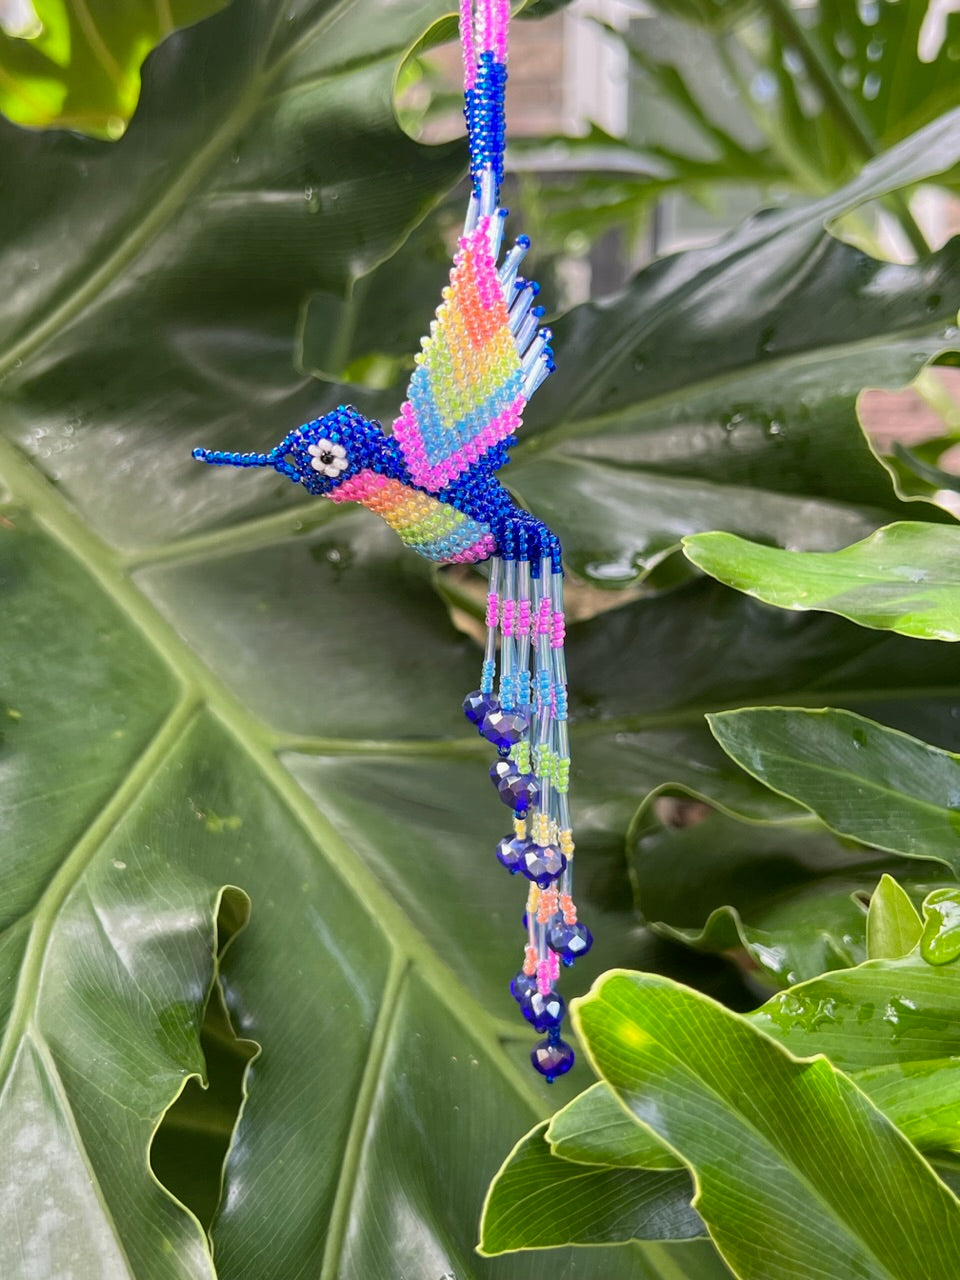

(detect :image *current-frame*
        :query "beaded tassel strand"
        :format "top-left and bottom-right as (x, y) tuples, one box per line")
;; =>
(465, 553), (591, 1082)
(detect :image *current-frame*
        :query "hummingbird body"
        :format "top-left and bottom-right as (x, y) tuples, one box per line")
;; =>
(194, 400), (560, 568)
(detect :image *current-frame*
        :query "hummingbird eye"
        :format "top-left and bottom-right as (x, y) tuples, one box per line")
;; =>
(307, 438), (349, 479)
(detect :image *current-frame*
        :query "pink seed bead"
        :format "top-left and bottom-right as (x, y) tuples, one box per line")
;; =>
(537, 960), (552, 996)
(486, 593), (500, 628)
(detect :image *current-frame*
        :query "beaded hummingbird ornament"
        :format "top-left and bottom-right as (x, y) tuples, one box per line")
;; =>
(194, 0), (590, 1082)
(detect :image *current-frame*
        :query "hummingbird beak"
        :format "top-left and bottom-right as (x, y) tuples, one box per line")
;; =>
(192, 446), (275, 469)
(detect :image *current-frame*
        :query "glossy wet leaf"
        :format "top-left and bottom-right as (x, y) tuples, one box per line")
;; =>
(0, 0), (675, 1273)
(574, 972), (960, 1280)
(547, 1081), (681, 1172)
(0, 0), (228, 136)
(633, 810), (927, 988)
(478, 1121), (703, 1254)
(684, 523), (960, 642)
(750, 950), (960, 1152)
(868, 873), (924, 960)
(709, 706), (960, 871)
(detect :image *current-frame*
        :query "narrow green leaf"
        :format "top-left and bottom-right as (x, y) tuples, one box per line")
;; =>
(868, 874), (924, 960)
(684, 524), (960, 642)
(478, 1121), (702, 1255)
(708, 706), (960, 871)
(575, 971), (960, 1280)
(547, 1082), (682, 1171)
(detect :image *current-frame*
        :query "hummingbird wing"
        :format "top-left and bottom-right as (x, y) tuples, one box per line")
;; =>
(391, 212), (554, 493)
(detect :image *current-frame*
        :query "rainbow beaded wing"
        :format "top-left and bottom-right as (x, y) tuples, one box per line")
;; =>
(391, 214), (553, 493)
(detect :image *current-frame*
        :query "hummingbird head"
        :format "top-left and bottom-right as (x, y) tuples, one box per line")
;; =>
(192, 405), (388, 497)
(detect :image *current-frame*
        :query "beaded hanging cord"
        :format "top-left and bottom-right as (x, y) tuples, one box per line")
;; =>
(192, 0), (590, 1082)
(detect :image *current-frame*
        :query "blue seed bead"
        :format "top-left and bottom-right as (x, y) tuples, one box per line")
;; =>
(496, 835), (527, 874)
(531, 1037), (575, 1083)
(521, 988), (565, 1032)
(481, 708), (529, 750)
(518, 843), (566, 889)
(548, 921), (594, 964)
(464, 690), (500, 727)
(510, 969), (537, 1003)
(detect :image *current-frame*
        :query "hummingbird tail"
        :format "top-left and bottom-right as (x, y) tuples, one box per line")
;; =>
(462, 551), (588, 1084)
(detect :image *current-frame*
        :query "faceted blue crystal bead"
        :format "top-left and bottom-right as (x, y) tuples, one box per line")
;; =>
(521, 988), (565, 1032)
(510, 969), (538, 1003)
(498, 771), (540, 813)
(464, 689), (500, 727)
(518, 843), (566, 889)
(490, 759), (516, 787)
(531, 1037), (575, 1083)
(548, 920), (594, 964)
(496, 835), (527, 874)
(480, 707), (529, 750)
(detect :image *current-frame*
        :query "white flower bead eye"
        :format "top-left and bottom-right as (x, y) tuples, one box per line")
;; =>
(308, 439), (349, 478)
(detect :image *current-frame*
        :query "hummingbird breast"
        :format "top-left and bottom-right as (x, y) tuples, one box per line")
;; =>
(328, 468), (496, 563)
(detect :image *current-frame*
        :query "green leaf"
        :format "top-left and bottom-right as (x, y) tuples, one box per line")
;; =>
(751, 950), (960, 1152)
(643, 0), (960, 204)
(708, 706), (960, 871)
(574, 971), (960, 1280)
(0, 0), (228, 136)
(0, 0), (465, 552)
(478, 1120), (703, 1255)
(922, 887), (960, 965)
(632, 808), (916, 988)
(684, 523), (960, 642)
(547, 1082), (682, 1172)
(868, 873), (924, 959)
